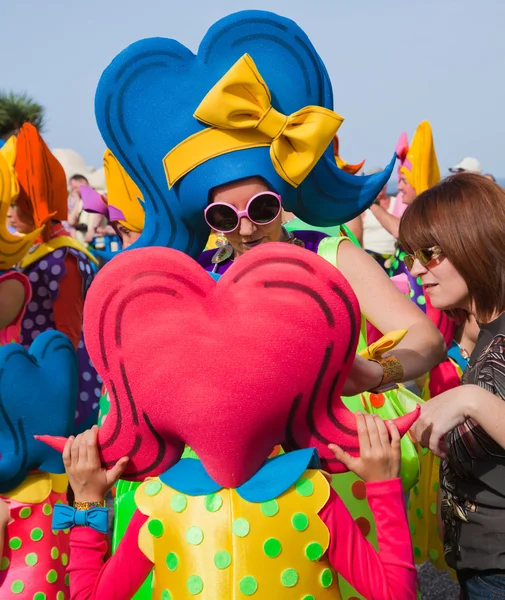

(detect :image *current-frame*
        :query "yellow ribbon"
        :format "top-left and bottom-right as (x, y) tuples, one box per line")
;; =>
(163, 54), (344, 189)
(359, 329), (408, 361)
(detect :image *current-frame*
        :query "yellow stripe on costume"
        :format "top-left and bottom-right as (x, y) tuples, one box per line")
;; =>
(20, 236), (98, 268)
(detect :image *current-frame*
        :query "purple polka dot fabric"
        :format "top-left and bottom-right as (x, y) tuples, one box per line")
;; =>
(21, 248), (100, 429)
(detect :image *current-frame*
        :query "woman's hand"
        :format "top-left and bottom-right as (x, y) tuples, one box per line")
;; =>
(328, 412), (401, 482)
(63, 425), (129, 503)
(342, 354), (383, 397)
(410, 387), (470, 458)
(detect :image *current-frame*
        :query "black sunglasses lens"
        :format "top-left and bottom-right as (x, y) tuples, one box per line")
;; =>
(248, 194), (281, 224)
(206, 204), (238, 232)
(418, 249), (435, 264)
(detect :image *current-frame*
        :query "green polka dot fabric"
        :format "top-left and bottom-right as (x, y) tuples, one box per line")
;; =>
(134, 470), (341, 598)
(0, 484), (71, 596)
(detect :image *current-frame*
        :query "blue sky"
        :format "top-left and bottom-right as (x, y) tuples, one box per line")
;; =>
(3, 0), (505, 176)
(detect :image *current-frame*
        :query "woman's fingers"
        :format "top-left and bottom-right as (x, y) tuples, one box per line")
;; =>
(374, 414), (391, 449)
(62, 436), (74, 470)
(70, 434), (81, 466)
(356, 412), (371, 454)
(328, 443), (353, 470)
(85, 426), (101, 468)
(106, 457), (129, 487)
(364, 413), (381, 451)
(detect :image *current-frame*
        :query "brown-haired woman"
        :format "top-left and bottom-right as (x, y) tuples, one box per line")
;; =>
(400, 172), (505, 599)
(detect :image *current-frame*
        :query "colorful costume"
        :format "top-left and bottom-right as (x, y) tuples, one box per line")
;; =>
(44, 243), (418, 599)
(47, 10), (422, 598)
(0, 331), (78, 598)
(11, 125), (101, 432)
(199, 229), (422, 600)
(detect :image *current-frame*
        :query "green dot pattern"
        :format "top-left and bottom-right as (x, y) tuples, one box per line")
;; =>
(302, 596), (316, 600)
(148, 519), (164, 538)
(263, 538), (282, 558)
(292, 512), (309, 531)
(416, 508), (423, 519)
(260, 499), (279, 517)
(413, 485), (419, 496)
(433, 481), (439, 492)
(170, 494), (188, 513)
(320, 568), (333, 588)
(281, 568), (299, 587)
(166, 552), (179, 572)
(204, 494), (222, 513)
(31, 527), (44, 542)
(295, 478), (314, 497)
(42, 504), (53, 516)
(25, 552), (38, 566)
(57, 592), (65, 600)
(421, 447), (429, 455)
(214, 550), (231, 570)
(145, 480), (162, 497)
(429, 548), (439, 561)
(186, 526), (204, 546)
(0, 557), (9, 570)
(430, 503), (437, 515)
(11, 580), (24, 594)
(187, 575), (204, 595)
(409, 523), (416, 535)
(232, 518), (250, 537)
(161, 591), (172, 600)
(61, 553), (69, 566)
(414, 546), (422, 558)
(305, 542), (323, 561)
(46, 569), (58, 583)
(34, 594), (46, 600)
(239, 576), (258, 596)
(51, 547), (59, 559)
(9, 537), (22, 550)
(19, 507), (31, 519)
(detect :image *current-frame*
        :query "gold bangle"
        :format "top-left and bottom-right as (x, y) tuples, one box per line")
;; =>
(368, 353), (404, 393)
(73, 500), (106, 511)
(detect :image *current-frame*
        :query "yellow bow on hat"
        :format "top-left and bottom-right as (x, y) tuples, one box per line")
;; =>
(163, 53), (344, 189)
(0, 136), (20, 201)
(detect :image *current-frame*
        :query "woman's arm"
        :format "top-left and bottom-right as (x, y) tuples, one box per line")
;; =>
(320, 480), (416, 600)
(412, 384), (505, 455)
(337, 240), (446, 382)
(69, 510), (152, 600)
(0, 278), (26, 330)
(369, 204), (400, 239)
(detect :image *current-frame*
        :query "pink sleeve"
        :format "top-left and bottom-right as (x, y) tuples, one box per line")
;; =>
(319, 478), (416, 600)
(68, 509), (152, 600)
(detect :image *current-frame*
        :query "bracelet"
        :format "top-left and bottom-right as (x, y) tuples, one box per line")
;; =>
(73, 500), (106, 511)
(368, 353), (404, 393)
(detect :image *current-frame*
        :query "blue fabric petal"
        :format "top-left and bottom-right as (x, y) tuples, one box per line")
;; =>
(159, 458), (222, 496)
(447, 341), (469, 371)
(52, 504), (109, 534)
(237, 448), (320, 502)
(159, 448), (320, 502)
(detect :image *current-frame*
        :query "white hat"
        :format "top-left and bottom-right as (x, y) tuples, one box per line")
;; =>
(449, 157), (482, 174)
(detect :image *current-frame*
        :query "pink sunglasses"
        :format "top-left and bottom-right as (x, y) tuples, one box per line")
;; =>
(204, 192), (282, 233)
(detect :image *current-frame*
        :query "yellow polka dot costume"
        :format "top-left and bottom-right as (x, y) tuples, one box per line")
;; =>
(136, 470), (341, 599)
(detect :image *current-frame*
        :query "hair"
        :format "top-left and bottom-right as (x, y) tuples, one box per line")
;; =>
(69, 174), (88, 184)
(399, 173), (505, 322)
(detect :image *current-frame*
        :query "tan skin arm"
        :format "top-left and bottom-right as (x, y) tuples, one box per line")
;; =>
(369, 204), (400, 240)
(0, 279), (26, 330)
(344, 215), (363, 247)
(337, 240), (446, 381)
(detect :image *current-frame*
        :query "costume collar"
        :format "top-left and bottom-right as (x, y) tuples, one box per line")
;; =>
(20, 235), (98, 269)
(159, 448), (320, 502)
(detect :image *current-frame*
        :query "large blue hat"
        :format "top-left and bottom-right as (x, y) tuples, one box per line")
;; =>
(95, 10), (393, 256)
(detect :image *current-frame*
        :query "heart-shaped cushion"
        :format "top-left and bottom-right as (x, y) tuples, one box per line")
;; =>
(52, 243), (415, 489)
(0, 331), (77, 492)
(95, 10), (392, 256)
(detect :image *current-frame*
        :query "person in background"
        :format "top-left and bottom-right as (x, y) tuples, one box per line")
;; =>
(448, 157), (482, 175)
(360, 168), (401, 270)
(67, 173), (103, 244)
(401, 173), (505, 599)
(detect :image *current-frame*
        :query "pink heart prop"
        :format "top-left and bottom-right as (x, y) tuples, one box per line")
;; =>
(41, 243), (418, 488)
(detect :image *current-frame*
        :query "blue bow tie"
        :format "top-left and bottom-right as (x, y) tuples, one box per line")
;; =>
(52, 504), (109, 534)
